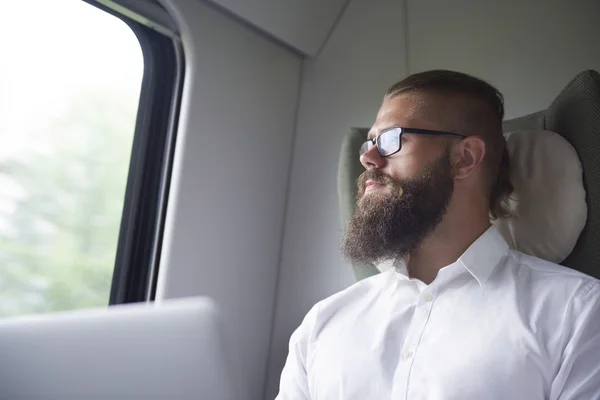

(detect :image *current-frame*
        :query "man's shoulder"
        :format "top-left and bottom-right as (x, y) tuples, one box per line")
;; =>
(507, 249), (600, 294)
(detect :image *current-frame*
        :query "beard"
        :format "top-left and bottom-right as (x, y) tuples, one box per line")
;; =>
(341, 150), (454, 266)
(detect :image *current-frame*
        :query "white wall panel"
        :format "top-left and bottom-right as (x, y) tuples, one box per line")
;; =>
(157, 1), (302, 399)
(207, 0), (348, 56)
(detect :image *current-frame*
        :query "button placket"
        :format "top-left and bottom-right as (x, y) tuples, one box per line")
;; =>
(391, 289), (437, 399)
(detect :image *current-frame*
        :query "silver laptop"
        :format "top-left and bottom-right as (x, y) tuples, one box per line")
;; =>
(0, 297), (239, 400)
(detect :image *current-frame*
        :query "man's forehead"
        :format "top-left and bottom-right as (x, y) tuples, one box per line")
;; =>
(368, 93), (441, 138)
(378, 93), (429, 118)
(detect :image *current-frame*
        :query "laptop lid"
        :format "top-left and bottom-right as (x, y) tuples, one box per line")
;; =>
(0, 297), (238, 400)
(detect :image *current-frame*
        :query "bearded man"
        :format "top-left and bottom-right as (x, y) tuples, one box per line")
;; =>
(276, 70), (600, 400)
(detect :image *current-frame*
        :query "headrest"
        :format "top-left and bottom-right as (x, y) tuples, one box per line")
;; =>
(492, 130), (587, 263)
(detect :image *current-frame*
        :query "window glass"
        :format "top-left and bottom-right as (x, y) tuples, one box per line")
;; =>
(0, 0), (144, 317)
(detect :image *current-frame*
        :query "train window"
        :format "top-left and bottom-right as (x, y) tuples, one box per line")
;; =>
(0, 0), (182, 317)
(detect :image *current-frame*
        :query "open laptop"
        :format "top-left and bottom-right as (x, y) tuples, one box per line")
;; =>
(0, 297), (239, 400)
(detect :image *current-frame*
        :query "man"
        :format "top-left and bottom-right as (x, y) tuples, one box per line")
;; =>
(276, 70), (600, 399)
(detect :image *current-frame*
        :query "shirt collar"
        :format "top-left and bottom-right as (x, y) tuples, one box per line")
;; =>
(392, 225), (509, 286)
(458, 224), (509, 285)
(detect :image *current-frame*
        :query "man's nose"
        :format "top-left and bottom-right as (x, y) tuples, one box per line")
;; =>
(360, 145), (385, 169)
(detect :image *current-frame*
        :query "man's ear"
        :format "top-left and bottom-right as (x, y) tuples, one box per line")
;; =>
(452, 136), (486, 180)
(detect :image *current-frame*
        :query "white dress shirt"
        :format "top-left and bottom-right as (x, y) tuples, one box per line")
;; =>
(276, 226), (600, 400)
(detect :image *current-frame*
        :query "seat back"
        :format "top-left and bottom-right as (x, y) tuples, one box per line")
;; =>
(337, 70), (600, 281)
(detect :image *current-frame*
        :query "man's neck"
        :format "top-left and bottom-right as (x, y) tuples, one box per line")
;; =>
(407, 216), (491, 285)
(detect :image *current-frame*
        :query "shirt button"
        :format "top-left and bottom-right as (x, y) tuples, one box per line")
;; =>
(422, 292), (434, 302)
(403, 351), (414, 360)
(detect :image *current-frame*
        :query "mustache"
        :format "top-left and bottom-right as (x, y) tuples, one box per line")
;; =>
(357, 169), (396, 190)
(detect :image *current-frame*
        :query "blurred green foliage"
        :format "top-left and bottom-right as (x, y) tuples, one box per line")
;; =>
(0, 91), (137, 317)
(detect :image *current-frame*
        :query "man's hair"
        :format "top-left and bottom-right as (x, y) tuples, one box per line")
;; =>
(385, 69), (513, 219)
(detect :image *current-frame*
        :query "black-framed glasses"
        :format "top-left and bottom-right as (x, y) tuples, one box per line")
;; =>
(359, 127), (466, 157)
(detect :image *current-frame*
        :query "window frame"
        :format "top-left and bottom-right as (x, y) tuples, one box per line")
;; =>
(83, 0), (184, 305)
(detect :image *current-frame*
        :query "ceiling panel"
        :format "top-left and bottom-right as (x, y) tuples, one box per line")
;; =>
(206, 0), (348, 56)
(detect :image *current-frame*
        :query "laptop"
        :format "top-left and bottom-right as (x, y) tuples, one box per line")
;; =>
(0, 297), (239, 400)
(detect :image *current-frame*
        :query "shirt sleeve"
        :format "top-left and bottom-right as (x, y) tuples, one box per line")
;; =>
(551, 280), (600, 399)
(274, 304), (320, 400)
